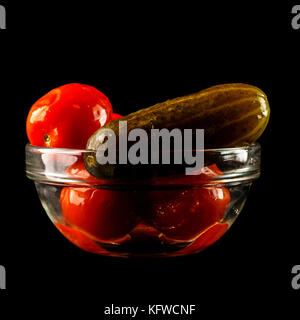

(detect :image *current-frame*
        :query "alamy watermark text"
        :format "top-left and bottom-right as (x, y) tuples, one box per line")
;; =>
(292, 5), (300, 30)
(0, 265), (5, 289)
(0, 5), (6, 30)
(291, 265), (300, 290)
(95, 121), (204, 175)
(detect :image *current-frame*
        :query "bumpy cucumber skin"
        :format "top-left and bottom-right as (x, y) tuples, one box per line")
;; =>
(85, 83), (270, 180)
(87, 83), (270, 149)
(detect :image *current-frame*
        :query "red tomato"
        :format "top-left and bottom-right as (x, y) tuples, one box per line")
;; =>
(175, 223), (229, 255)
(61, 157), (140, 242)
(60, 187), (141, 241)
(111, 113), (123, 120)
(145, 165), (231, 241)
(26, 83), (113, 149)
(55, 223), (109, 254)
(147, 186), (230, 240)
(65, 159), (105, 185)
(150, 164), (224, 186)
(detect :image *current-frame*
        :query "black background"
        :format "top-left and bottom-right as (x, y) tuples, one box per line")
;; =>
(0, 1), (299, 317)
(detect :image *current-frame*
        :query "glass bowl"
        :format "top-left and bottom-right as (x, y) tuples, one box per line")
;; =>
(25, 143), (261, 258)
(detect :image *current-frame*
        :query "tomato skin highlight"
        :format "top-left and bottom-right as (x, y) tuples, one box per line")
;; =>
(26, 83), (113, 149)
(60, 187), (141, 241)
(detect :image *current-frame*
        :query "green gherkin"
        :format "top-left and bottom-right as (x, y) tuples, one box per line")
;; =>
(85, 83), (270, 181)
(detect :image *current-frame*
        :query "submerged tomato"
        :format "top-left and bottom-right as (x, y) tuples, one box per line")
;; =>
(55, 223), (109, 254)
(150, 164), (224, 186)
(147, 186), (230, 240)
(61, 155), (140, 242)
(176, 223), (229, 255)
(65, 159), (105, 185)
(60, 187), (141, 241)
(146, 165), (231, 240)
(26, 83), (113, 149)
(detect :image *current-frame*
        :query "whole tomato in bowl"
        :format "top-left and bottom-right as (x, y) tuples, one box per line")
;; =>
(60, 186), (141, 242)
(145, 165), (231, 241)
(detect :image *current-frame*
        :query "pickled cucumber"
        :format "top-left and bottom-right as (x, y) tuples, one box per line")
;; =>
(85, 83), (270, 180)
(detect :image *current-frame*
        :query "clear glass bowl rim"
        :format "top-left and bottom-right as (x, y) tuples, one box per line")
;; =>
(25, 143), (261, 187)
